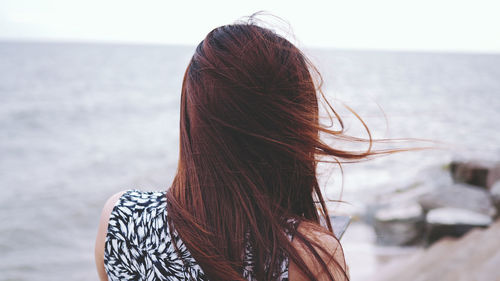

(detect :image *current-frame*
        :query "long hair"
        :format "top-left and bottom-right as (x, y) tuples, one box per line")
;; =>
(166, 22), (418, 280)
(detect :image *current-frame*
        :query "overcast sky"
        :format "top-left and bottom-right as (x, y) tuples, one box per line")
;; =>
(1, 0), (499, 53)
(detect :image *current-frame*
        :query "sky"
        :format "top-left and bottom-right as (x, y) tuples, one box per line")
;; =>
(1, 0), (499, 53)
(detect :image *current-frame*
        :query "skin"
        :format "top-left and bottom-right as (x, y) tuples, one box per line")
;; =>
(290, 221), (350, 281)
(95, 192), (349, 281)
(95, 191), (126, 281)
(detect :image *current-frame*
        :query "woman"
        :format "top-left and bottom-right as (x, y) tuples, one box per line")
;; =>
(95, 21), (390, 281)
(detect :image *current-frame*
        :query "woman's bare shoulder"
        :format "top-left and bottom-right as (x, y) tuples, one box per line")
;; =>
(94, 190), (128, 281)
(289, 221), (349, 281)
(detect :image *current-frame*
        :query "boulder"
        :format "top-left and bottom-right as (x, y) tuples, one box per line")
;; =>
(374, 203), (425, 246)
(415, 164), (454, 187)
(491, 181), (500, 218)
(449, 160), (500, 189)
(425, 207), (492, 245)
(418, 183), (496, 217)
(371, 219), (500, 281)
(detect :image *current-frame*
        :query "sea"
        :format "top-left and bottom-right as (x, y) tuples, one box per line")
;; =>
(0, 41), (499, 280)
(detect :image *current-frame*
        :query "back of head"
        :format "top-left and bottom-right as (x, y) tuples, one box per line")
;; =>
(182, 23), (321, 215)
(167, 22), (348, 280)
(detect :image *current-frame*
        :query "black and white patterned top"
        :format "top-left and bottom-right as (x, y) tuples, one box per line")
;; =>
(104, 190), (299, 281)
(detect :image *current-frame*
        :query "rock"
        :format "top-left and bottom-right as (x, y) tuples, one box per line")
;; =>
(449, 160), (500, 189)
(418, 183), (496, 217)
(415, 164), (454, 187)
(371, 219), (500, 281)
(365, 183), (433, 225)
(425, 207), (492, 245)
(491, 181), (500, 218)
(374, 203), (425, 246)
(475, 250), (500, 281)
(426, 207), (493, 225)
(375, 183), (436, 206)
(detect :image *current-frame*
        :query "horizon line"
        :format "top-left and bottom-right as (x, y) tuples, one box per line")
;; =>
(1, 36), (499, 56)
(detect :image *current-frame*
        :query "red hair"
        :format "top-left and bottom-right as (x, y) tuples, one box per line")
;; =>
(166, 21), (425, 280)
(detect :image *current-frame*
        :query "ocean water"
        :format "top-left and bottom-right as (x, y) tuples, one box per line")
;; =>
(0, 41), (499, 280)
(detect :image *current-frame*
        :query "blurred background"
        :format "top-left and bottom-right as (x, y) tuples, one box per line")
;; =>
(1, 0), (499, 280)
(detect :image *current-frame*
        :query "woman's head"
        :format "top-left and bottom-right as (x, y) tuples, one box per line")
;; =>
(166, 19), (410, 280)
(167, 22), (352, 280)
(179, 24), (324, 217)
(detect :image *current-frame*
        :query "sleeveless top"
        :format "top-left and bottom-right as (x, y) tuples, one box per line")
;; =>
(104, 190), (300, 281)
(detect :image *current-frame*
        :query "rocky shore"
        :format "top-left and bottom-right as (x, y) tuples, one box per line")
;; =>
(344, 158), (500, 280)
(371, 219), (500, 281)
(368, 159), (500, 247)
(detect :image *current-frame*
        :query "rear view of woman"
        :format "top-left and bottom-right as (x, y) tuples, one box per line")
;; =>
(95, 20), (368, 280)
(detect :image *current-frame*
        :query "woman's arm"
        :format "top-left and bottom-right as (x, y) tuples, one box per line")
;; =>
(94, 191), (126, 281)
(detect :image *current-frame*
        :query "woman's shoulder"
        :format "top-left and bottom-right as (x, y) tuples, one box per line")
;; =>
(95, 189), (169, 281)
(289, 221), (349, 281)
(109, 189), (167, 212)
(98, 189), (168, 237)
(295, 221), (341, 247)
(98, 189), (167, 228)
